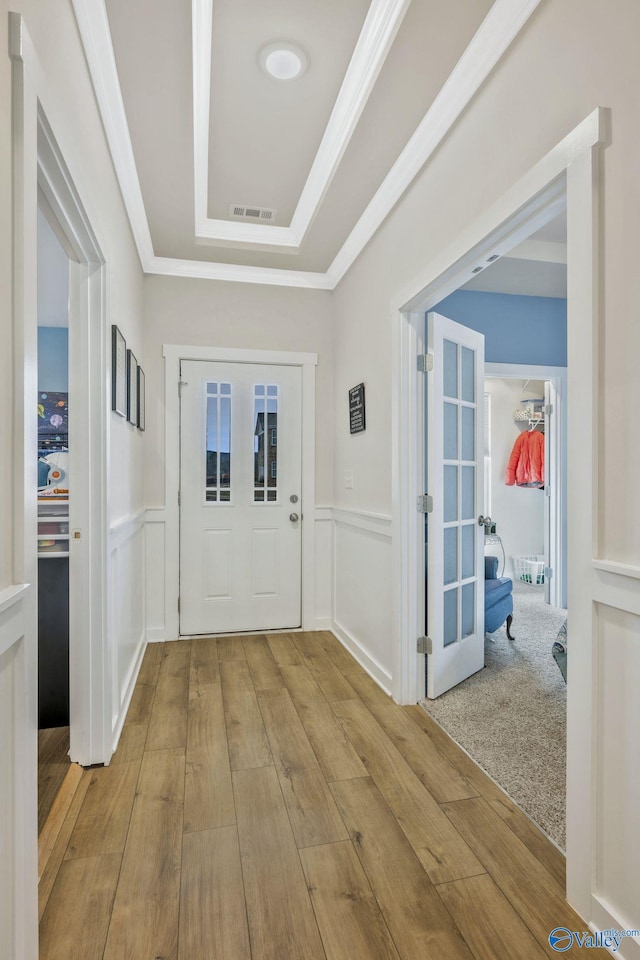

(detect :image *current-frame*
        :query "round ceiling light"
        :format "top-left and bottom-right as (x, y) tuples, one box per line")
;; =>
(259, 42), (308, 81)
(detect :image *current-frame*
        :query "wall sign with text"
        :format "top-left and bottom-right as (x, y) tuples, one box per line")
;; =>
(349, 383), (366, 434)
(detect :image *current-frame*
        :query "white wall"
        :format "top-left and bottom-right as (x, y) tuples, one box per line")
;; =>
(485, 378), (544, 578)
(1, 2), (147, 952)
(329, 0), (640, 941)
(142, 276), (334, 637)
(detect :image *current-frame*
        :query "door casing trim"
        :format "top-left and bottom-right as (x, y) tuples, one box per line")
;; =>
(162, 344), (318, 638)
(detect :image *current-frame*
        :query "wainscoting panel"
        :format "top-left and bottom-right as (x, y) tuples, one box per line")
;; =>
(314, 506), (333, 628)
(593, 601), (640, 959)
(0, 584), (36, 960)
(332, 508), (393, 692)
(145, 508), (167, 641)
(109, 512), (146, 751)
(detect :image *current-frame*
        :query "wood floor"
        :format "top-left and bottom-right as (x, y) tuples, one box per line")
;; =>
(38, 726), (70, 834)
(39, 632), (605, 960)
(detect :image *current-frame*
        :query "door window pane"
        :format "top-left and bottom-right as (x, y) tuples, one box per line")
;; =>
(461, 582), (475, 637)
(461, 406), (475, 461)
(206, 383), (231, 503)
(443, 403), (458, 460)
(254, 385), (279, 502)
(461, 524), (475, 580)
(461, 466), (475, 520)
(461, 346), (475, 402)
(444, 588), (458, 646)
(443, 340), (458, 399)
(444, 466), (458, 522)
(444, 527), (458, 585)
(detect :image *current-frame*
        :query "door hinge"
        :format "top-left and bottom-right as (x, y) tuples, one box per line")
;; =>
(545, 485), (551, 498)
(417, 494), (433, 514)
(544, 566), (553, 579)
(417, 354), (434, 373)
(544, 403), (553, 415)
(178, 379), (188, 396)
(417, 636), (432, 655)
(178, 596), (180, 614)
(178, 489), (181, 506)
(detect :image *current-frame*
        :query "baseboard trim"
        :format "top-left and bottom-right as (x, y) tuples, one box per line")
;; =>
(145, 628), (167, 643)
(331, 619), (392, 697)
(111, 634), (146, 756)
(314, 618), (333, 631)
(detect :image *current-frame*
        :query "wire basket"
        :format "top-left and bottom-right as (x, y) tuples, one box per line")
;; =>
(513, 555), (545, 585)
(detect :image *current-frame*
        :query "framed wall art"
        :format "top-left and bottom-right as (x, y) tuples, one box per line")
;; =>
(111, 325), (127, 417)
(126, 348), (138, 423)
(137, 365), (145, 430)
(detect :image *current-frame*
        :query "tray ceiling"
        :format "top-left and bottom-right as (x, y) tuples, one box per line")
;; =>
(74, 0), (544, 287)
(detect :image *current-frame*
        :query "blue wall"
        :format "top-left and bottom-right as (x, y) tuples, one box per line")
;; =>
(38, 327), (68, 392)
(432, 290), (567, 366)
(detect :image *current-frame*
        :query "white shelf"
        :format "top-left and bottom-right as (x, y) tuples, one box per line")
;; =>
(38, 552), (69, 559)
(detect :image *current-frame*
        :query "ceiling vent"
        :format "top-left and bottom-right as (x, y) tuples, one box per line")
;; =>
(229, 204), (277, 222)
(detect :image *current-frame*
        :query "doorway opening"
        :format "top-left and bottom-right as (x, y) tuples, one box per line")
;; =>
(421, 207), (570, 848)
(36, 206), (72, 832)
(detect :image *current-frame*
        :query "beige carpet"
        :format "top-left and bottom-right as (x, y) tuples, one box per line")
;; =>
(421, 581), (567, 849)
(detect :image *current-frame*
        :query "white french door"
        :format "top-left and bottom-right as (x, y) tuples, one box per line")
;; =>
(179, 360), (302, 635)
(426, 312), (485, 698)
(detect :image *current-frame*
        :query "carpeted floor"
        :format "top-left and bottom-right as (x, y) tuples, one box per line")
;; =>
(421, 580), (567, 848)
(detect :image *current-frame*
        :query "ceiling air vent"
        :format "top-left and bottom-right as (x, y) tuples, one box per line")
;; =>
(229, 204), (277, 222)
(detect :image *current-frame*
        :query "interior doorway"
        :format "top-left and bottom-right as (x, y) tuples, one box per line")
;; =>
(36, 206), (72, 831)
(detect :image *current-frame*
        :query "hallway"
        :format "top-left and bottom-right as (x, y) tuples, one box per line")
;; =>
(39, 632), (599, 960)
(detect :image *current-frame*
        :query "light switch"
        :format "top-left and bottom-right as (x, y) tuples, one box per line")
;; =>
(344, 470), (353, 489)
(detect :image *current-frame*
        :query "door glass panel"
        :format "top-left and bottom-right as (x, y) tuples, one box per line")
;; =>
(254, 385), (279, 502)
(443, 403), (458, 460)
(461, 466), (475, 520)
(444, 527), (458, 585)
(461, 582), (475, 637)
(205, 382), (231, 503)
(444, 588), (458, 646)
(444, 466), (458, 522)
(461, 346), (475, 402)
(461, 406), (475, 461)
(443, 340), (458, 399)
(461, 524), (475, 580)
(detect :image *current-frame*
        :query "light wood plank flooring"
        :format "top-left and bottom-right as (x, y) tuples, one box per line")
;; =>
(40, 633), (605, 960)
(38, 726), (70, 834)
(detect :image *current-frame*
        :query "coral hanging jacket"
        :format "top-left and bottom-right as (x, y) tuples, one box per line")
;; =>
(505, 429), (544, 488)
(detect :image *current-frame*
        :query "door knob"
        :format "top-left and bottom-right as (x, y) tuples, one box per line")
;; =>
(289, 513), (299, 522)
(290, 494), (299, 503)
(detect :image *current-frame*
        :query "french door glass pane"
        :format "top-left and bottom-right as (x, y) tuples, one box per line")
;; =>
(461, 406), (475, 461)
(444, 466), (458, 522)
(254, 385), (279, 502)
(444, 527), (458, 585)
(206, 383), (231, 503)
(461, 346), (475, 402)
(443, 339), (458, 399)
(444, 588), (458, 646)
(461, 524), (475, 580)
(444, 402), (458, 460)
(461, 466), (475, 521)
(462, 582), (475, 637)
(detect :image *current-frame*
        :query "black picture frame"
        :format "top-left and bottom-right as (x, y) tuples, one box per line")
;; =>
(349, 382), (366, 434)
(137, 366), (145, 431)
(126, 349), (138, 423)
(111, 325), (127, 417)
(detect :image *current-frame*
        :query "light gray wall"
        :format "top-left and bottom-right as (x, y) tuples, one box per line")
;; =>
(331, 0), (640, 563)
(143, 276), (334, 507)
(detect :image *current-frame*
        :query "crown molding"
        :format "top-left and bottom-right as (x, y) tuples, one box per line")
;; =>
(146, 256), (333, 290)
(326, 0), (544, 287)
(193, 0), (411, 248)
(71, 0), (154, 267)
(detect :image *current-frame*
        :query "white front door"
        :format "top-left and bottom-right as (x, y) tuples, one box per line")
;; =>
(426, 312), (485, 698)
(179, 360), (302, 635)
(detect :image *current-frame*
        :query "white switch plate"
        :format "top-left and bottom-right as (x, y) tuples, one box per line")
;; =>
(344, 470), (353, 489)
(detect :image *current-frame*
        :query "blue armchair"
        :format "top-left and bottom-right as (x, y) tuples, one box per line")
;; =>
(485, 555), (515, 640)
